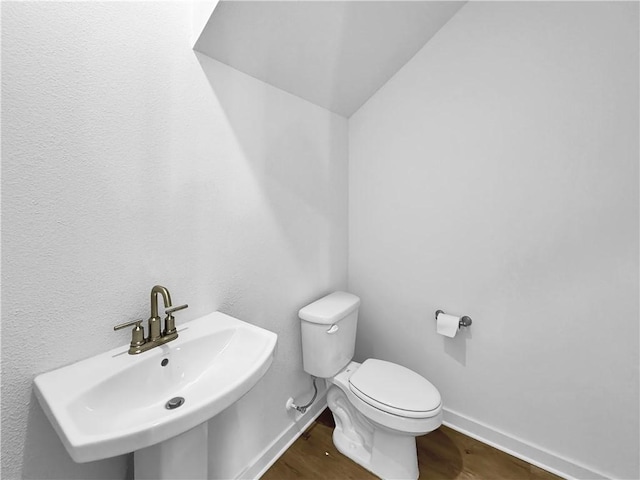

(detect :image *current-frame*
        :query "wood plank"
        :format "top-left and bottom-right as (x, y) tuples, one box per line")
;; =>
(262, 409), (563, 480)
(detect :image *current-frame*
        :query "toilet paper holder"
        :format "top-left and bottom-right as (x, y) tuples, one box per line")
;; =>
(435, 310), (472, 328)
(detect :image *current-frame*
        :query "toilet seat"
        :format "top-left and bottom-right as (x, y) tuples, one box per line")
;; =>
(331, 361), (443, 436)
(349, 359), (441, 419)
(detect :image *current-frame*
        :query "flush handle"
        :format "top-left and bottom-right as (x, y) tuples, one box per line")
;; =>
(326, 324), (339, 334)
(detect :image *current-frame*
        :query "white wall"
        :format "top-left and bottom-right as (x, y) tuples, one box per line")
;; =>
(1, 2), (347, 479)
(349, 2), (639, 479)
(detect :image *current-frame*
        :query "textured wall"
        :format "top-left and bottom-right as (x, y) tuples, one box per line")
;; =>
(349, 2), (639, 479)
(1, 2), (347, 479)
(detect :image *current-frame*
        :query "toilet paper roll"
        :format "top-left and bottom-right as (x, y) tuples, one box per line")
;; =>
(436, 313), (460, 338)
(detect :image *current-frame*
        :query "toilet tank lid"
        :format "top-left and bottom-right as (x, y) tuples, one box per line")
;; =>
(298, 291), (361, 324)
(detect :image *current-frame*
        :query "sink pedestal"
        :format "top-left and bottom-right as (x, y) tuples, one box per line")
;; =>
(134, 423), (208, 480)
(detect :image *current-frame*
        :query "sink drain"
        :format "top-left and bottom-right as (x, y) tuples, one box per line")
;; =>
(165, 397), (185, 410)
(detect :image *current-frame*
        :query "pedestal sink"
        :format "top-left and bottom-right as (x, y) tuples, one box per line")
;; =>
(33, 312), (277, 479)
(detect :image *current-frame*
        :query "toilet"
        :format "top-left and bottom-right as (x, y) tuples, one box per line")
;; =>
(298, 291), (442, 480)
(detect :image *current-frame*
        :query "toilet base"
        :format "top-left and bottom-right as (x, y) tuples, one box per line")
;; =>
(327, 386), (419, 480)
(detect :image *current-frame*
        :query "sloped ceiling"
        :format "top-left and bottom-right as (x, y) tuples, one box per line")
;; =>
(194, 1), (466, 117)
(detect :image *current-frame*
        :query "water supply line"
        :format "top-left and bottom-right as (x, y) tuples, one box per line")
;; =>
(285, 376), (318, 414)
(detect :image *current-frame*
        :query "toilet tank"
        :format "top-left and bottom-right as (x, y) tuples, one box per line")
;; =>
(298, 291), (360, 378)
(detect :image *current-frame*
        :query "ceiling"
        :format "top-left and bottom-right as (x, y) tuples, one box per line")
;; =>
(194, 1), (466, 118)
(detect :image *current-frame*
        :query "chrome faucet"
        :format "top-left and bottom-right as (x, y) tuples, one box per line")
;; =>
(114, 285), (188, 354)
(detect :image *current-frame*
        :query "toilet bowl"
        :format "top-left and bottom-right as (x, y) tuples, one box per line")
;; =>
(327, 360), (442, 479)
(298, 292), (443, 480)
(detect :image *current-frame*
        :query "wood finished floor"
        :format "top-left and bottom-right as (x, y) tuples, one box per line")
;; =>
(262, 409), (563, 480)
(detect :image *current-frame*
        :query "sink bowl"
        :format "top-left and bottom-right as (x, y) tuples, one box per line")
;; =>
(34, 312), (277, 463)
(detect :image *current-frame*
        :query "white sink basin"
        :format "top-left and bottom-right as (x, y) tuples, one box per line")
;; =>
(34, 312), (277, 463)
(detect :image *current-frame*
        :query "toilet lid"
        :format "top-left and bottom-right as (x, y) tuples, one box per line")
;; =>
(349, 359), (441, 418)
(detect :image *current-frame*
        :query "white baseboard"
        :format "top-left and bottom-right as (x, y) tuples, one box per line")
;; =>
(238, 393), (328, 480)
(236, 399), (610, 480)
(443, 408), (610, 480)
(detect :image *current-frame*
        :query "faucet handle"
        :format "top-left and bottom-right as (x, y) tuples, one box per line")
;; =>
(114, 319), (143, 331)
(114, 320), (146, 352)
(165, 304), (188, 315)
(162, 304), (188, 339)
